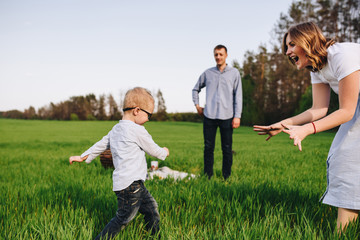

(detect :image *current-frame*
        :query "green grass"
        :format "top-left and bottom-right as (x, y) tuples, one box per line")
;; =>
(0, 119), (359, 239)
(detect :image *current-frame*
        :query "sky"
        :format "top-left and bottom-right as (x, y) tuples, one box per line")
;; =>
(0, 0), (294, 113)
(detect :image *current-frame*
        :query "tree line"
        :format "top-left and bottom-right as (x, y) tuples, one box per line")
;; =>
(1, 0), (359, 125)
(0, 89), (202, 122)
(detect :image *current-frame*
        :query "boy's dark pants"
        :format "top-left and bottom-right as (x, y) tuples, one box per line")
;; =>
(95, 180), (160, 240)
(203, 117), (233, 180)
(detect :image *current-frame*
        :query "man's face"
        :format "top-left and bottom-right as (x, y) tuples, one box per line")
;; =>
(214, 48), (227, 66)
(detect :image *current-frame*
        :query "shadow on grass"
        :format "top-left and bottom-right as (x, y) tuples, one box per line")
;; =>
(32, 173), (359, 239)
(207, 178), (360, 238)
(36, 178), (155, 239)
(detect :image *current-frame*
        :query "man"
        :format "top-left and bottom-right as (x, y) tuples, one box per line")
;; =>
(192, 44), (242, 180)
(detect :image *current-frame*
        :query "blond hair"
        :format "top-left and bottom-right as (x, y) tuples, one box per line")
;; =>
(282, 22), (335, 72)
(123, 87), (154, 110)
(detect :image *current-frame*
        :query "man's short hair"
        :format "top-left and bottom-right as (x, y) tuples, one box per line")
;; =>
(214, 44), (227, 53)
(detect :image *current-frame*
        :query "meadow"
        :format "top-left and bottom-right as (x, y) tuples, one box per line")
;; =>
(0, 119), (359, 239)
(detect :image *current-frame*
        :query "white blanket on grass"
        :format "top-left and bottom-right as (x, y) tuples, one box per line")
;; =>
(147, 166), (196, 180)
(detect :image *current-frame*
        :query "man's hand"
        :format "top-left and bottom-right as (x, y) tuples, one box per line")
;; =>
(232, 118), (241, 128)
(195, 104), (204, 116)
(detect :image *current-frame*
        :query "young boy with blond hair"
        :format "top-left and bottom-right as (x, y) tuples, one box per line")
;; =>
(69, 87), (169, 239)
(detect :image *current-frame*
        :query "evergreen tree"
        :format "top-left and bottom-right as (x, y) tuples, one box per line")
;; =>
(97, 95), (107, 120)
(108, 94), (122, 120)
(154, 89), (167, 121)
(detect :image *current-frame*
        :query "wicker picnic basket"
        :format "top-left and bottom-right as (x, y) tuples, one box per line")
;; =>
(100, 149), (114, 168)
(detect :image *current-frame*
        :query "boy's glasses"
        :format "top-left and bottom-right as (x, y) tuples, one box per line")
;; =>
(123, 107), (152, 120)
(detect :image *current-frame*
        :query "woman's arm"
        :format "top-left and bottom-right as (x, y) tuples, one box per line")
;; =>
(312, 71), (359, 132)
(253, 82), (331, 140)
(283, 71), (360, 150)
(284, 83), (331, 125)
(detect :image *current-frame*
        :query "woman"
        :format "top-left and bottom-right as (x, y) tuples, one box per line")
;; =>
(253, 22), (360, 231)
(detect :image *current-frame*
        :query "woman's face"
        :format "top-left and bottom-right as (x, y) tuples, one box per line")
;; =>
(285, 34), (311, 70)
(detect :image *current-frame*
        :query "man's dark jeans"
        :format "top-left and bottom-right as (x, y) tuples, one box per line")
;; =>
(95, 180), (160, 240)
(203, 117), (233, 179)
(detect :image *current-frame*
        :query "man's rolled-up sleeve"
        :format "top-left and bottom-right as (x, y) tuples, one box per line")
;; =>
(192, 73), (206, 106)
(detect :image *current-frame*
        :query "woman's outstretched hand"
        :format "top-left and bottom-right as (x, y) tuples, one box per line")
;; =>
(254, 122), (312, 151)
(281, 123), (312, 152)
(253, 124), (283, 141)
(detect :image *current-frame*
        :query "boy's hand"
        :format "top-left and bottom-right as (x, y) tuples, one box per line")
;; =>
(163, 147), (169, 157)
(69, 156), (84, 164)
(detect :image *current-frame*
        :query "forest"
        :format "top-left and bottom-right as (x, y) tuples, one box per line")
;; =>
(1, 0), (359, 125)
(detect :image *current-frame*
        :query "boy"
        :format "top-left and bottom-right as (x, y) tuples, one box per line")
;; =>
(69, 87), (169, 239)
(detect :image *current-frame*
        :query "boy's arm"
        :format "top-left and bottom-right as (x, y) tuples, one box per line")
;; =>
(80, 134), (110, 164)
(138, 130), (169, 160)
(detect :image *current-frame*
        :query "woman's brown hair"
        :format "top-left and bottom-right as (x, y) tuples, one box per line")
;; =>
(282, 22), (335, 72)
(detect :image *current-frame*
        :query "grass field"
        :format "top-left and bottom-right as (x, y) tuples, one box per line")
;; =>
(0, 119), (359, 239)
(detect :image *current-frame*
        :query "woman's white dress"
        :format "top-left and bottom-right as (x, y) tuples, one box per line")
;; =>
(311, 42), (360, 210)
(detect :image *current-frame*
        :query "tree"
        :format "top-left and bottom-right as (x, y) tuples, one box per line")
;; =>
(233, 60), (263, 125)
(23, 106), (36, 119)
(37, 105), (51, 120)
(1, 110), (23, 119)
(108, 94), (122, 120)
(118, 90), (125, 111)
(153, 89), (168, 121)
(85, 94), (98, 119)
(97, 94), (107, 120)
(69, 96), (88, 120)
